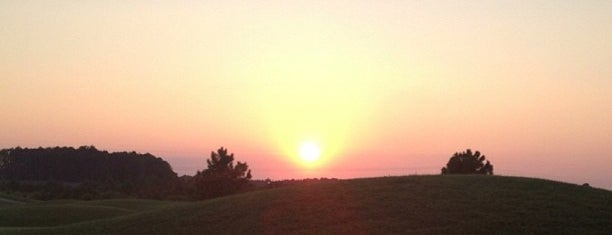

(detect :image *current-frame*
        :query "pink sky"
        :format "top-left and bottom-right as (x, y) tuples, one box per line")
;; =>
(1, 1), (611, 189)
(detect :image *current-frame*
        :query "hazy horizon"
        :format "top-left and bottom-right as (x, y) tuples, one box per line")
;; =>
(2, 1), (611, 189)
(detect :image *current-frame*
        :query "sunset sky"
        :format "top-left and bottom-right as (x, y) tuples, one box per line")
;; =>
(1, 1), (611, 188)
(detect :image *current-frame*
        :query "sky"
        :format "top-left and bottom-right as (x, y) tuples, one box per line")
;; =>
(1, 1), (611, 188)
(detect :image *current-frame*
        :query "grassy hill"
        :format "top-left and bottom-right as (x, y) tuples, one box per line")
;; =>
(1, 175), (611, 234)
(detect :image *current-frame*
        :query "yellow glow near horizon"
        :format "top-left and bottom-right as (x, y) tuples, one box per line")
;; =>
(299, 141), (321, 163)
(229, 15), (389, 169)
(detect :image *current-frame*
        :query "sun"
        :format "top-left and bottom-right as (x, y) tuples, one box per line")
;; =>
(299, 141), (321, 163)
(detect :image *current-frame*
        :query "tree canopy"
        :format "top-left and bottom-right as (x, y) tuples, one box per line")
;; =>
(441, 149), (493, 175)
(191, 147), (252, 199)
(0, 146), (179, 199)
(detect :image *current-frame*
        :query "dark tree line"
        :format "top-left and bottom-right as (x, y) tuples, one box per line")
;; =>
(0, 146), (254, 200)
(0, 146), (180, 199)
(0, 146), (175, 183)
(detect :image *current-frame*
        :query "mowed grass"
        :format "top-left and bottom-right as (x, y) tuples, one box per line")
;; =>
(0, 199), (182, 229)
(2, 175), (612, 234)
(0, 192), (34, 206)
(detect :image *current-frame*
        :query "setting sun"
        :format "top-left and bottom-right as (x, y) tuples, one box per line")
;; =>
(299, 142), (321, 163)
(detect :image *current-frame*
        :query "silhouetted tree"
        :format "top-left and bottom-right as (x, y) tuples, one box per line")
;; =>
(441, 149), (493, 175)
(191, 147), (252, 199)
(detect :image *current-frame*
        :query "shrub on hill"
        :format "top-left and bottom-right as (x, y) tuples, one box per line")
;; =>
(441, 149), (493, 175)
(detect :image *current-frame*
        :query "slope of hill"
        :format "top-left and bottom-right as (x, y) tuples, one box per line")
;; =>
(1, 175), (611, 234)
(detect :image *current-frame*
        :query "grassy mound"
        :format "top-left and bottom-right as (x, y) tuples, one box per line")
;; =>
(2, 175), (611, 234)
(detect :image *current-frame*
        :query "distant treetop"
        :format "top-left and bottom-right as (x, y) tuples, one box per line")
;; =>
(441, 149), (493, 175)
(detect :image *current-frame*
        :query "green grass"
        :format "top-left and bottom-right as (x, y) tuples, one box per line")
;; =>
(0, 204), (131, 227)
(71, 199), (182, 211)
(0, 199), (182, 228)
(1, 175), (611, 234)
(0, 192), (35, 206)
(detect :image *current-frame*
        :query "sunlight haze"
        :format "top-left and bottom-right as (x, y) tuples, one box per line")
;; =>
(1, 1), (611, 188)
